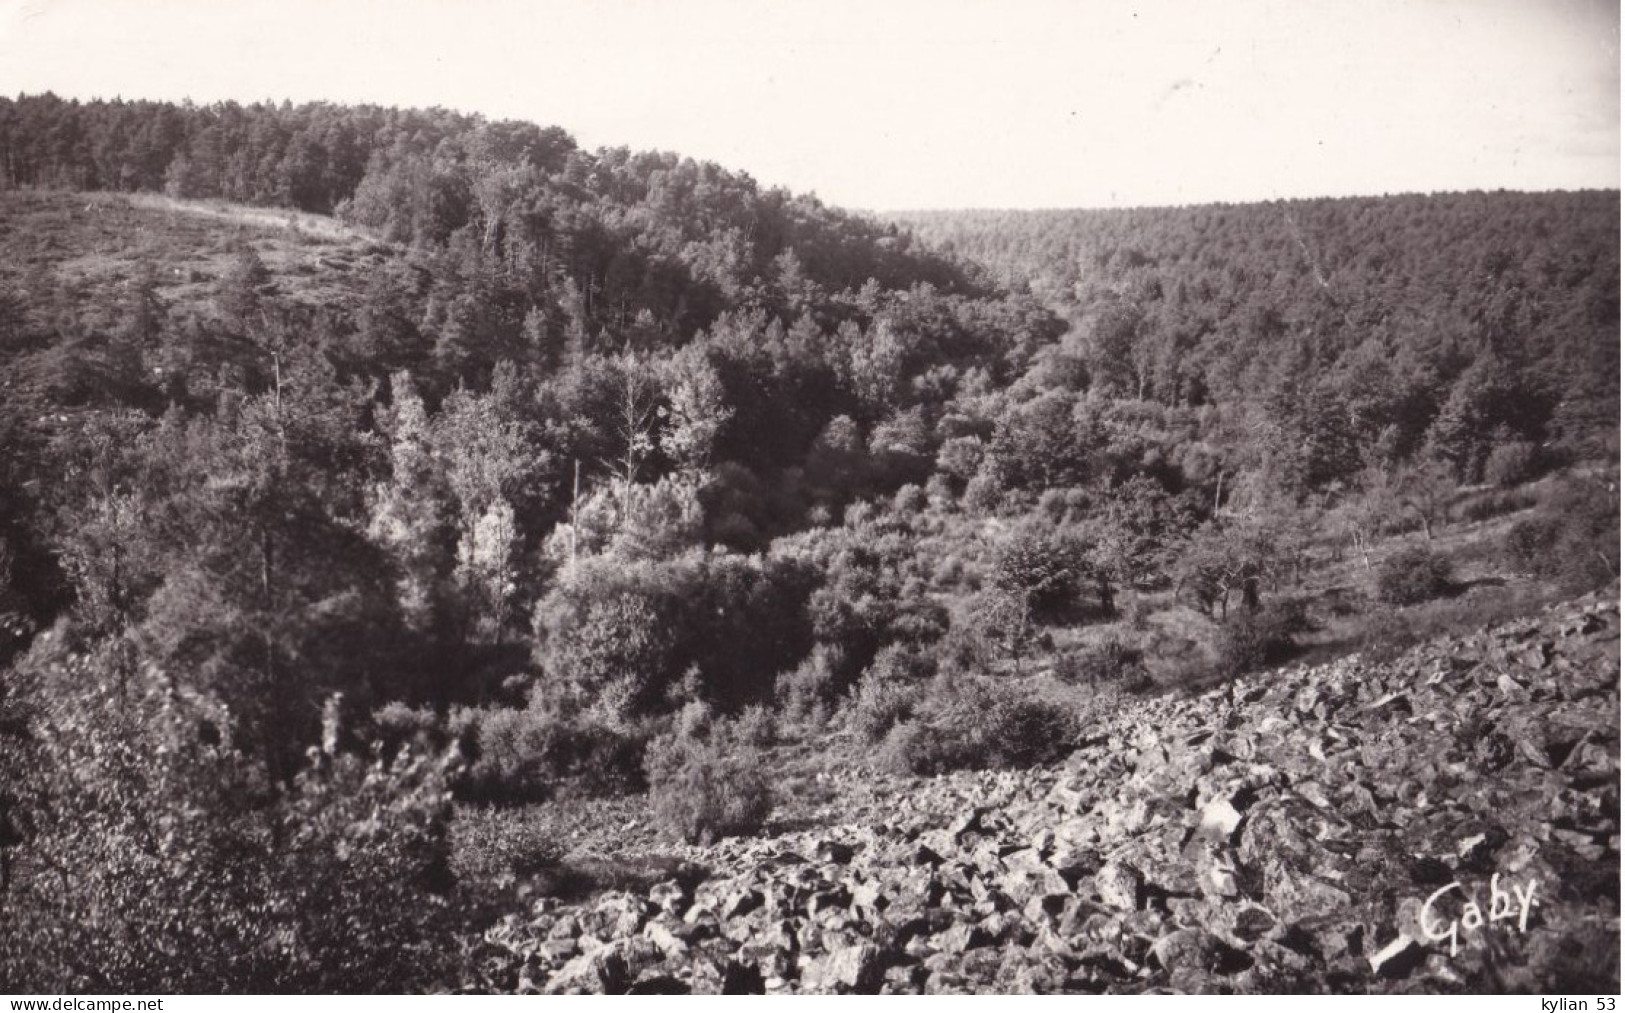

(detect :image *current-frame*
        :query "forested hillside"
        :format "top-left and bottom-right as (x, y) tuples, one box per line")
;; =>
(0, 95), (1616, 991)
(893, 195), (1620, 466)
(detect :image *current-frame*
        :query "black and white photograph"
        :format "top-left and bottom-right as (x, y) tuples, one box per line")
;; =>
(0, 0), (1618, 996)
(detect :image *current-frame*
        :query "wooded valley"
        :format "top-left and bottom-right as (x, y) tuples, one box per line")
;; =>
(0, 94), (1616, 992)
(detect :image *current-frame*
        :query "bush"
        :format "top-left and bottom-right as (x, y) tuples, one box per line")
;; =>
(1483, 439), (1540, 487)
(2, 649), (465, 992)
(449, 705), (552, 802)
(531, 553), (815, 725)
(1504, 516), (1562, 574)
(930, 553), (967, 591)
(892, 483), (928, 514)
(1374, 545), (1454, 605)
(993, 528), (1086, 623)
(1055, 638), (1146, 685)
(865, 641), (938, 683)
(1504, 477), (1619, 591)
(645, 719), (773, 844)
(776, 644), (843, 727)
(531, 574), (684, 727)
(962, 468), (1004, 515)
(1215, 604), (1304, 679)
(879, 675), (1077, 775)
(372, 700), (446, 759)
(847, 673), (924, 744)
(450, 806), (564, 884)
(733, 703), (777, 748)
(266, 747), (463, 991)
(924, 474), (957, 512)
(670, 695), (715, 740)
(450, 705), (645, 803)
(878, 719), (959, 776)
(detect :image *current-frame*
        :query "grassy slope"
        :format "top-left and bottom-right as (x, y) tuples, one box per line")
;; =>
(0, 189), (391, 317)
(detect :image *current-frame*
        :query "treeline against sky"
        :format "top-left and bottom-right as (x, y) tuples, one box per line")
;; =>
(0, 93), (973, 318)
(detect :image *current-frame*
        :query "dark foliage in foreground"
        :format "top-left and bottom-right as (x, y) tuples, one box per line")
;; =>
(1374, 545), (1455, 605)
(874, 675), (1079, 776)
(0, 642), (461, 992)
(646, 707), (774, 844)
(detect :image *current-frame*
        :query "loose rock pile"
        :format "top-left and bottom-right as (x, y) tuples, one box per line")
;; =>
(470, 593), (1620, 993)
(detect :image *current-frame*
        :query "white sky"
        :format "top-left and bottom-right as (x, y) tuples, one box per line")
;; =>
(0, 0), (1617, 210)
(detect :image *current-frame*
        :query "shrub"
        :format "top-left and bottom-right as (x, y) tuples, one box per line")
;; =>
(935, 435), (986, 482)
(2, 649), (465, 993)
(1037, 488), (1071, 523)
(865, 641), (938, 683)
(449, 705), (645, 803)
(1483, 439), (1540, 488)
(892, 483), (928, 514)
(1216, 603), (1305, 678)
(371, 700), (445, 758)
(1055, 638), (1146, 685)
(682, 554), (819, 709)
(265, 746), (463, 990)
(449, 705), (553, 802)
(879, 675), (1077, 775)
(887, 590), (951, 646)
(1504, 515), (1562, 574)
(776, 644), (843, 727)
(930, 553), (967, 590)
(1374, 545), (1454, 605)
(733, 703), (777, 748)
(938, 600), (1003, 673)
(847, 673), (924, 744)
(532, 579), (683, 727)
(993, 528), (1085, 623)
(962, 468), (1004, 515)
(924, 473), (957, 512)
(878, 719), (958, 776)
(450, 806), (564, 884)
(645, 719), (773, 844)
(532, 553), (815, 723)
(1504, 477), (1619, 591)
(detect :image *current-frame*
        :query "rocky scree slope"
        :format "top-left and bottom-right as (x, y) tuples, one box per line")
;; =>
(467, 592), (1621, 993)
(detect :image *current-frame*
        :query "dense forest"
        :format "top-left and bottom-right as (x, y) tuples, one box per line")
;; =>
(891, 195), (1620, 465)
(0, 94), (1617, 991)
